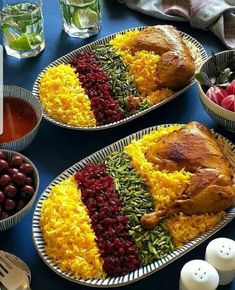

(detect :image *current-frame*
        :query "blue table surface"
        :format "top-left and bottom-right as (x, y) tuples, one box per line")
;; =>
(1, 1), (235, 289)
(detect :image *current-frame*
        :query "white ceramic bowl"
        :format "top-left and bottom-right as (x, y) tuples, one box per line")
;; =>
(0, 85), (43, 151)
(198, 50), (235, 132)
(0, 150), (39, 231)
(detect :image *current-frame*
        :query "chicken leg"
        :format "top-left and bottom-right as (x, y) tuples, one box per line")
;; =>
(141, 122), (235, 230)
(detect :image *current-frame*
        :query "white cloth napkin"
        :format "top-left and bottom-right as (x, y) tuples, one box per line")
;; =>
(118, 0), (235, 49)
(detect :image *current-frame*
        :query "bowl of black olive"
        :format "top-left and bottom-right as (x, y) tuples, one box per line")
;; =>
(0, 150), (39, 230)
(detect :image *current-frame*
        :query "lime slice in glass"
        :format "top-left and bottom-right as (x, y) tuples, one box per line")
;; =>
(28, 33), (42, 45)
(5, 32), (19, 45)
(10, 34), (32, 51)
(72, 8), (98, 28)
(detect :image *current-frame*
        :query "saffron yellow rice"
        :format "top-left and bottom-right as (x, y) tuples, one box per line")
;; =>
(109, 30), (140, 53)
(40, 176), (105, 279)
(39, 125), (229, 276)
(147, 89), (173, 104)
(164, 212), (224, 248)
(125, 125), (225, 247)
(110, 31), (173, 101)
(129, 51), (160, 96)
(124, 125), (192, 210)
(39, 64), (96, 127)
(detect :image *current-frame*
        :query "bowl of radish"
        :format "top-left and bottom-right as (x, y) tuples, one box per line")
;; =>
(197, 50), (235, 132)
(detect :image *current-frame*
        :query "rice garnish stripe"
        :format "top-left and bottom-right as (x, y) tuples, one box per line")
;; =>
(39, 64), (96, 127)
(40, 176), (105, 279)
(92, 44), (147, 114)
(70, 52), (123, 125)
(124, 125), (192, 210)
(105, 152), (175, 265)
(164, 212), (225, 248)
(74, 163), (140, 277)
(109, 31), (173, 103)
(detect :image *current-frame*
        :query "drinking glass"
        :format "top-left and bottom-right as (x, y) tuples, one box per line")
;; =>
(0, 0), (45, 58)
(59, 0), (101, 38)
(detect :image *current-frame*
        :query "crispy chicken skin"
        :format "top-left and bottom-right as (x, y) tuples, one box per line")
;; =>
(141, 122), (235, 229)
(145, 122), (232, 176)
(156, 50), (196, 89)
(131, 26), (178, 55)
(130, 25), (196, 89)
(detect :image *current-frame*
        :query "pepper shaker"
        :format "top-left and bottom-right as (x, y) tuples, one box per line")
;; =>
(179, 259), (219, 290)
(205, 237), (235, 285)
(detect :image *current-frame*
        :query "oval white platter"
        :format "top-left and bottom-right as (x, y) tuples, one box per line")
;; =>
(32, 27), (208, 131)
(32, 124), (235, 287)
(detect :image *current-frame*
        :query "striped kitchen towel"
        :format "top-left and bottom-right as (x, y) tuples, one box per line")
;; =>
(118, 0), (235, 49)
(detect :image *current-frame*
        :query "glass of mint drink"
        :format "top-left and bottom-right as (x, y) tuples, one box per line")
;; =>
(59, 0), (101, 38)
(0, 0), (45, 58)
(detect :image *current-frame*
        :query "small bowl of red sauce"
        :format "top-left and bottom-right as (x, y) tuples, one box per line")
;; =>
(0, 85), (42, 151)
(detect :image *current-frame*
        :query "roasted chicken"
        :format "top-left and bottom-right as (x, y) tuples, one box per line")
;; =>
(141, 122), (235, 230)
(130, 25), (196, 89)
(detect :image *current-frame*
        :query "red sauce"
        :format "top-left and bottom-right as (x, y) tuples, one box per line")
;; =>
(0, 97), (38, 143)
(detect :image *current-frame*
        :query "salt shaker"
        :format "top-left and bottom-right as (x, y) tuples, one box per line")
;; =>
(179, 259), (219, 290)
(205, 237), (235, 285)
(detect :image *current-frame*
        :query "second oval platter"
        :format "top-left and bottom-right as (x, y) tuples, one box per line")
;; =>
(32, 122), (235, 287)
(33, 26), (208, 130)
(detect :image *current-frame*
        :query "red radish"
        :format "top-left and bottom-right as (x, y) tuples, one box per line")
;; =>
(206, 85), (227, 105)
(220, 95), (235, 112)
(226, 80), (235, 95)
